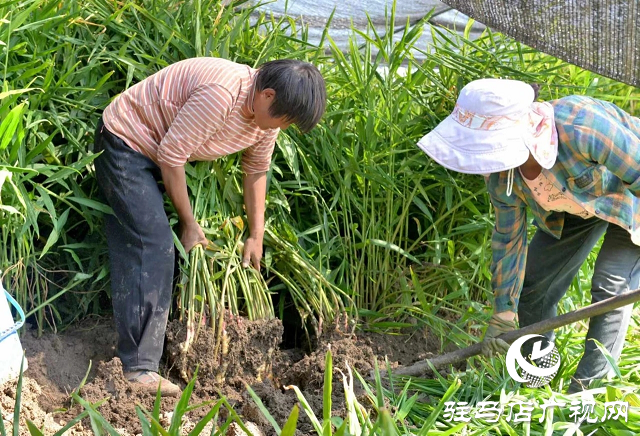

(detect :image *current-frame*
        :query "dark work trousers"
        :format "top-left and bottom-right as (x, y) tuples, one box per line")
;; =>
(94, 118), (174, 373)
(518, 214), (640, 391)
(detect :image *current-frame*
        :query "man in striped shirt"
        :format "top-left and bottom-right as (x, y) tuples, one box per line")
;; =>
(93, 58), (326, 395)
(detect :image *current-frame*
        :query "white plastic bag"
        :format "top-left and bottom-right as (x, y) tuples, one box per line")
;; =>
(0, 282), (27, 385)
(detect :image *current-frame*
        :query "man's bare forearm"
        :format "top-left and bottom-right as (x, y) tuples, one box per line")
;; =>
(159, 163), (196, 226)
(243, 172), (267, 238)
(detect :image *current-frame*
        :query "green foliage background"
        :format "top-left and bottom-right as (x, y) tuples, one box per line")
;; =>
(2, 0), (640, 434)
(2, 0), (639, 340)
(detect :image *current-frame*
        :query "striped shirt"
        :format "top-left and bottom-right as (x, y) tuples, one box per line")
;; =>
(103, 57), (279, 174)
(486, 95), (640, 313)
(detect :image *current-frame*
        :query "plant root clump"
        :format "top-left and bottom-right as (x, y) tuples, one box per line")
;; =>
(165, 313), (284, 387)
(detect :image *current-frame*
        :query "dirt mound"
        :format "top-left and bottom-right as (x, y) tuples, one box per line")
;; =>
(1, 377), (66, 435)
(280, 335), (376, 391)
(69, 358), (181, 435)
(265, 332), (375, 436)
(277, 322), (442, 391)
(1, 315), (440, 435)
(19, 318), (117, 411)
(165, 314), (283, 388)
(251, 323), (442, 436)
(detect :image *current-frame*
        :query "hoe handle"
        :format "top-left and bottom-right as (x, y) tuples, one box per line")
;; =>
(393, 288), (640, 377)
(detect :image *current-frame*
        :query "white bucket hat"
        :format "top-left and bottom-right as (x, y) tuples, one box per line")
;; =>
(417, 78), (558, 176)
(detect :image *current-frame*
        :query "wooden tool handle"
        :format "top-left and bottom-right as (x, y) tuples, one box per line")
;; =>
(393, 288), (640, 377)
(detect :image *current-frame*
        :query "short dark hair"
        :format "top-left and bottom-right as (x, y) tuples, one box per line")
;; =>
(255, 59), (327, 133)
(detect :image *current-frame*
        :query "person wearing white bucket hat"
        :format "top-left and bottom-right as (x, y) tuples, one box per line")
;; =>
(418, 79), (558, 177)
(417, 78), (640, 393)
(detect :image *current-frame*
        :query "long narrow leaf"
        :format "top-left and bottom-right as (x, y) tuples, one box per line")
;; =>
(245, 384), (281, 434)
(70, 393), (121, 436)
(25, 420), (44, 436)
(280, 405), (299, 436)
(12, 355), (25, 436)
(168, 370), (198, 434)
(322, 349), (333, 435)
(283, 385), (323, 434)
(187, 400), (224, 436)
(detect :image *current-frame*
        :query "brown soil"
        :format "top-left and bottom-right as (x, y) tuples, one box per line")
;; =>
(164, 313), (284, 389)
(1, 315), (443, 435)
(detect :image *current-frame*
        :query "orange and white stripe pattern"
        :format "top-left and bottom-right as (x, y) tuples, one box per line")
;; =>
(103, 57), (279, 174)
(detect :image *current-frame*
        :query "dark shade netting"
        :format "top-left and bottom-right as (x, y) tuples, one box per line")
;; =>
(441, 0), (639, 87)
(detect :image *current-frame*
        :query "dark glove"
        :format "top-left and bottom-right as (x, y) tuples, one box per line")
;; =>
(482, 314), (517, 357)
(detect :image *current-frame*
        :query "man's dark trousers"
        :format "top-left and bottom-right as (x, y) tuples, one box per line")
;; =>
(94, 118), (174, 373)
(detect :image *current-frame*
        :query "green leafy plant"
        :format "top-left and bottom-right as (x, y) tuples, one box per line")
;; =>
(2, 0), (640, 434)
